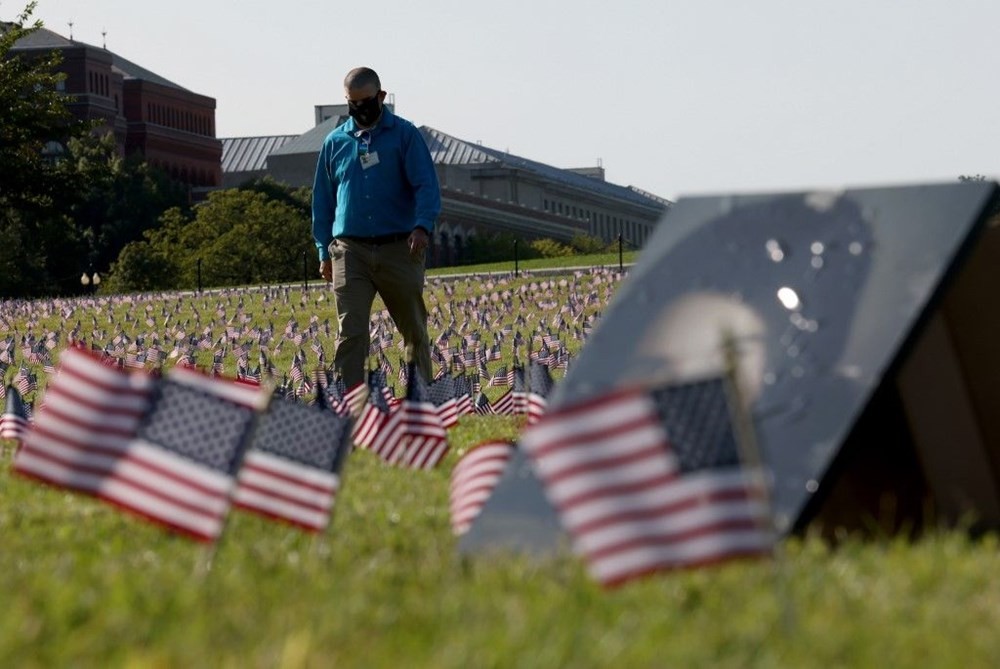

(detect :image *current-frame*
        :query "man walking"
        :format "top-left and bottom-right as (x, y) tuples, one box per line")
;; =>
(313, 67), (440, 388)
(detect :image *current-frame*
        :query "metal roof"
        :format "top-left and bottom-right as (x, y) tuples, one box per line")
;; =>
(268, 115), (349, 157)
(9, 25), (74, 48)
(221, 135), (298, 173)
(11, 26), (190, 91)
(421, 127), (668, 210)
(251, 116), (669, 208)
(109, 52), (188, 91)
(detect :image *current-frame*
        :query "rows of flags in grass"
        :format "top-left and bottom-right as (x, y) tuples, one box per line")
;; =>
(2, 266), (774, 587)
(4, 344), (559, 541)
(0, 268), (623, 412)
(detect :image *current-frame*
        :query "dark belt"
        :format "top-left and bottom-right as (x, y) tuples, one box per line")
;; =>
(337, 232), (410, 245)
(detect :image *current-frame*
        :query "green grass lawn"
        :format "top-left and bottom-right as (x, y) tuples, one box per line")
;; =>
(425, 250), (639, 277)
(3, 441), (1000, 668)
(2, 265), (1000, 667)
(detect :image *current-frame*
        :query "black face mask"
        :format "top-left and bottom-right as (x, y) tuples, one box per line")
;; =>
(348, 95), (382, 127)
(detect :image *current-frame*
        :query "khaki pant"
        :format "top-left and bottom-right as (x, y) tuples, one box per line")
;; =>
(330, 237), (432, 388)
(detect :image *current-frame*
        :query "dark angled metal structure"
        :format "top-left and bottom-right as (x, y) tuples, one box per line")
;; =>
(462, 181), (1000, 555)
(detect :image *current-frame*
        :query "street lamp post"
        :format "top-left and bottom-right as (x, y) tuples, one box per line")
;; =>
(80, 268), (101, 294)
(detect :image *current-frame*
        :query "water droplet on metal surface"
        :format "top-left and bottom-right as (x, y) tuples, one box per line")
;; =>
(763, 371), (777, 385)
(810, 242), (825, 255)
(777, 286), (801, 310)
(806, 479), (819, 493)
(811, 256), (824, 269)
(791, 365), (805, 378)
(849, 241), (864, 256)
(787, 344), (800, 358)
(765, 239), (786, 262)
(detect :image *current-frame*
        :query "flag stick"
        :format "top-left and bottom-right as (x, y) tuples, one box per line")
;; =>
(720, 331), (796, 634)
(193, 385), (273, 580)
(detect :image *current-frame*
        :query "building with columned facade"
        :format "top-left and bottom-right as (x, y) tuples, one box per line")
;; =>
(222, 104), (670, 266)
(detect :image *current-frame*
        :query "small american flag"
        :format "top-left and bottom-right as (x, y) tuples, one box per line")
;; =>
(1, 385), (29, 441)
(14, 347), (267, 542)
(353, 372), (393, 450)
(369, 363), (448, 469)
(473, 392), (495, 415)
(427, 375), (459, 430)
(342, 380), (369, 418)
(521, 376), (772, 587)
(487, 365), (508, 388)
(526, 362), (555, 425)
(449, 439), (516, 535)
(492, 365), (526, 416)
(232, 396), (353, 532)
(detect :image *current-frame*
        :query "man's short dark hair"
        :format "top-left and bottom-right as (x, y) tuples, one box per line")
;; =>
(344, 67), (381, 91)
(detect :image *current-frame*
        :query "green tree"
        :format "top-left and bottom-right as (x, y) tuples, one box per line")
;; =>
(107, 188), (315, 292)
(568, 233), (607, 254)
(530, 237), (574, 258)
(237, 176), (311, 219)
(0, 2), (91, 296)
(0, 3), (78, 210)
(1, 5), (186, 297)
(60, 132), (189, 272)
(465, 232), (542, 264)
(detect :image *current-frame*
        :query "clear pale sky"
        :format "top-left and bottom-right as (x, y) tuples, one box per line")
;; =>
(15, 0), (1000, 200)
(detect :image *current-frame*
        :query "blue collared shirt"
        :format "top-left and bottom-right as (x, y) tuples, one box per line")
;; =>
(312, 107), (441, 261)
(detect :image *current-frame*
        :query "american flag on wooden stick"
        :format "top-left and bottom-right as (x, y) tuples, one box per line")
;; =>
(13, 347), (267, 542)
(427, 374), (459, 430)
(520, 375), (772, 587)
(492, 364), (526, 417)
(526, 361), (555, 426)
(369, 362), (448, 469)
(473, 392), (495, 415)
(353, 371), (394, 450)
(232, 396), (353, 532)
(0, 385), (29, 442)
(449, 439), (516, 535)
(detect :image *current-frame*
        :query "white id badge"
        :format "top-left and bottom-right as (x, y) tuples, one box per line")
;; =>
(360, 151), (380, 169)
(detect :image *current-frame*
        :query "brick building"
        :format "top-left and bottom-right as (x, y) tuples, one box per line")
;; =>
(11, 26), (221, 188)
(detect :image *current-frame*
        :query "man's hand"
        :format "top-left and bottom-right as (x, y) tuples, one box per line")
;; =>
(408, 227), (429, 256)
(320, 258), (333, 283)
